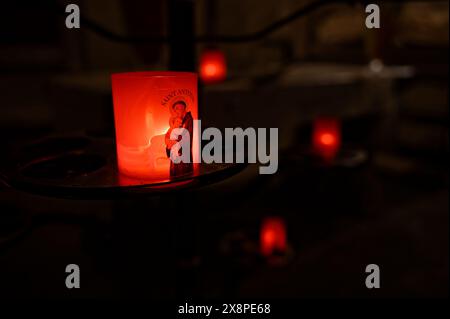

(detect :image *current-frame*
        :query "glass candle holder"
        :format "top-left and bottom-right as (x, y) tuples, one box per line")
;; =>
(199, 49), (227, 84)
(111, 72), (198, 181)
(312, 117), (341, 161)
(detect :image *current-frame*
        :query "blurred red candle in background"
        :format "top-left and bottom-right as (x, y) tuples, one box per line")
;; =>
(260, 217), (287, 256)
(111, 72), (198, 180)
(199, 49), (227, 84)
(313, 117), (341, 160)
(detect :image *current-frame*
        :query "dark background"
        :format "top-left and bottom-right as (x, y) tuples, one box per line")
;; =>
(0, 0), (448, 299)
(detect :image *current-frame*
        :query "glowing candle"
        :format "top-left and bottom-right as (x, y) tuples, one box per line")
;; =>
(260, 217), (287, 256)
(313, 117), (341, 161)
(111, 72), (198, 181)
(199, 49), (227, 84)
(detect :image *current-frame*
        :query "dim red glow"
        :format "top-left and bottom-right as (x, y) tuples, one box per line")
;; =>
(313, 118), (341, 160)
(260, 217), (287, 256)
(199, 49), (227, 84)
(319, 133), (336, 146)
(111, 72), (199, 182)
(204, 64), (218, 77)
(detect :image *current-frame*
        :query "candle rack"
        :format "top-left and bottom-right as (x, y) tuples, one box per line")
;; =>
(0, 135), (247, 199)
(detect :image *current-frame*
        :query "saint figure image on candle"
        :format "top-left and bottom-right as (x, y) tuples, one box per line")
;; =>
(165, 100), (194, 177)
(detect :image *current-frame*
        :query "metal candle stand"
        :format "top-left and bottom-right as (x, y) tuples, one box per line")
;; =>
(0, 135), (247, 296)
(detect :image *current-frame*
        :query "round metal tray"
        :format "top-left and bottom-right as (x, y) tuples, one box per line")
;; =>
(1, 136), (247, 199)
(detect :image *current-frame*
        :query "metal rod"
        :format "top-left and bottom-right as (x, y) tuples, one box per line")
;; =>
(50, 0), (446, 44)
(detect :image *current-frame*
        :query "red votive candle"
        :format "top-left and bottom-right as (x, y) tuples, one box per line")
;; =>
(260, 217), (287, 256)
(199, 49), (227, 84)
(112, 72), (198, 181)
(313, 117), (341, 160)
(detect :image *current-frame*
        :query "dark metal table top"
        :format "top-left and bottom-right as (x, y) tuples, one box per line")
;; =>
(0, 135), (247, 199)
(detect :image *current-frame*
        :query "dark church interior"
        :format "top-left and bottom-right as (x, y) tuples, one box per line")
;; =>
(0, 0), (448, 303)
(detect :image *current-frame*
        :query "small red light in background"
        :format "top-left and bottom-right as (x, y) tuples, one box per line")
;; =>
(199, 49), (227, 84)
(313, 117), (341, 160)
(260, 217), (287, 256)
